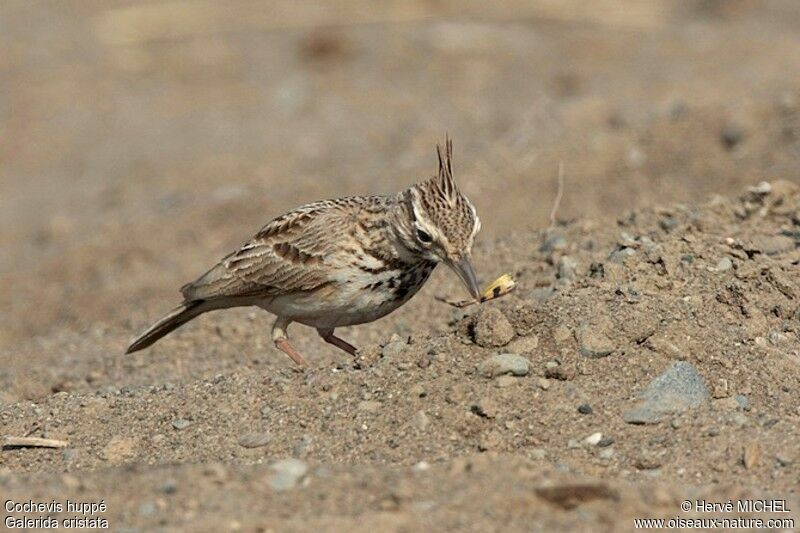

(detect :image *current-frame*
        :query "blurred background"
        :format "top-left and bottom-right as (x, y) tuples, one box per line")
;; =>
(2, 0), (799, 376)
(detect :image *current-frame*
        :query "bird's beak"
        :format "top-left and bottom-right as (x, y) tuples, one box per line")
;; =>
(448, 257), (481, 301)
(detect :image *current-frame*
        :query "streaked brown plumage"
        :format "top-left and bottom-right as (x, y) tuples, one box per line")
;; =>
(126, 138), (482, 366)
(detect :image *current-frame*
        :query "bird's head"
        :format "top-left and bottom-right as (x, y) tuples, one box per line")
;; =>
(398, 138), (482, 300)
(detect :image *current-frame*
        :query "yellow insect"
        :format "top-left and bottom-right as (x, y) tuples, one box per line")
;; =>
(437, 273), (517, 308)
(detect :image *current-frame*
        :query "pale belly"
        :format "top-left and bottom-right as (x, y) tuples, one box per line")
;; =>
(259, 262), (436, 330)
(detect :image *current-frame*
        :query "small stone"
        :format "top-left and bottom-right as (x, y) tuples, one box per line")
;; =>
(584, 432), (602, 446)
(476, 354), (530, 378)
(635, 451), (662, 470)
(707, 427), (720, 437)
(472, 397), (498, 419)
(599, 448), (615, 460)
(714, 257), (733, 272)
(473, 308), (515, 348)
(413, 461), (430, 471)
(735, 394), (750, 411)
(721, 123), (744, 149)
(597, 437), (614, 448)
(506, 335), (539, 354)
(743, 442), (761, 470)
(160, 480), (178, 494)
(172, 419), (191, 430)
(138, 502), (156, 517)
(540, 232), (567, 252)
(409, 384), (426, 398)
(238, 432), (271, 449)
(623, 361), (710, 424)
(268, 459), (308, 491)
(544, 363), (576, 381)
(609, 247), (636, 263)
(577, 326), (615, 358)
(577, 403), (593, 415)
(557, 256), (578, 282)
(776, 454), (793, 467)
(495, 375), (518, 388)
(659, 216), (679, 232)
(552, 325), (572, 344)
(358, 400), (382, 412)
(412, 410), (430, 431)
(529, 448), (547, 460)
(382, 338), (407, 358)
(567, 439), (581, 449)
(538, 378), (551, 390)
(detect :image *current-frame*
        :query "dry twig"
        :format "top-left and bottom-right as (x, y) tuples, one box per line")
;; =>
(3, 436), (68, 449)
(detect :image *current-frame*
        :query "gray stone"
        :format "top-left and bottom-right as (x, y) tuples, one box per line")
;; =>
(577, 326), (615, 358)
(540, 233), (567, 252)
(171, 419), (191, 430)
(735, 394), (750, 411)
(268, 459), (308, 491)
(381, 338), (407, 358)
(412, 410), (430, 431)
(714, 257), (733, 272)
(623, 361), (710, 424)
(476, 354), (530, 378)
(238, 432), (271, 449)
(557, 256), (578, 282)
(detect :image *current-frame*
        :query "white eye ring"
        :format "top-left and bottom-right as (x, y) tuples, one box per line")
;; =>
(416, 228), (433, 244)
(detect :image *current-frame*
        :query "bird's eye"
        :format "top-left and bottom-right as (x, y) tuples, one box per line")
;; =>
(416, 229), (433, 244)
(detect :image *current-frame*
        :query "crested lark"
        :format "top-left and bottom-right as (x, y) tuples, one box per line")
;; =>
(126, 138), (482, 366)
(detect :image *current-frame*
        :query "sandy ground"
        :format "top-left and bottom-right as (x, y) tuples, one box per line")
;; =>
(2, 1), (800, 531)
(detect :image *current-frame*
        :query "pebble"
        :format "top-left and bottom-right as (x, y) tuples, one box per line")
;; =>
(238, 432), (271, 449)
(382, 336), (407, 358)
(409, 384), (427, 398)
(577, 325), (615, 358)
(412, 410), (430, 431)
(506, 335), (539, 354)
(597, 437), (615, 448)
(577, 403), (593, 415)
(529, 448), (547, 461)
(623, 361), (710, 424)
(537, 378), (551, 390)
(473, 308), (515, 348)
(721, 123), (744, 149)
(735, 394), (750, 411)
(495, 375), (518, 388)
(268, 459), (308, 491)
(599, 448), (615, 460)
(557, 256), (578, 282)
(476, 353), (530, 378)
(659, 216), (679, 232)
(609, 247), (636, 263)
(472, 397), (498, 419)
(584, 432), (603, 446)
(358, 400), (382, 412)
(635, 450), (662, 470)
(552, 325), (572, 344)
(540, 232), (567, 252)
(171, 419), (191, 430)
(544, 362), (576, 381)
(714, 257), (733, 272)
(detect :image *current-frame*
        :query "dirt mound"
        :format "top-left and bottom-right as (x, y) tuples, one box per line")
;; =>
(2, 183), (799, 529)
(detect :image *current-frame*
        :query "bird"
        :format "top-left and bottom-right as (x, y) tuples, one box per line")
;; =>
(126, 137), (482, 366)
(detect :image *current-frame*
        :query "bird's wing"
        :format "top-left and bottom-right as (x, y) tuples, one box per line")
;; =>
(181, 200), (349, 301)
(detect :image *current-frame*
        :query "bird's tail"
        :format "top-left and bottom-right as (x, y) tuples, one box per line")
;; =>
(126, 300), (208, 354)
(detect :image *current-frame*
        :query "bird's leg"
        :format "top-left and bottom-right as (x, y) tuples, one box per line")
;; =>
(272, 317), (309, 367)
(318, 328), (358, 356)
